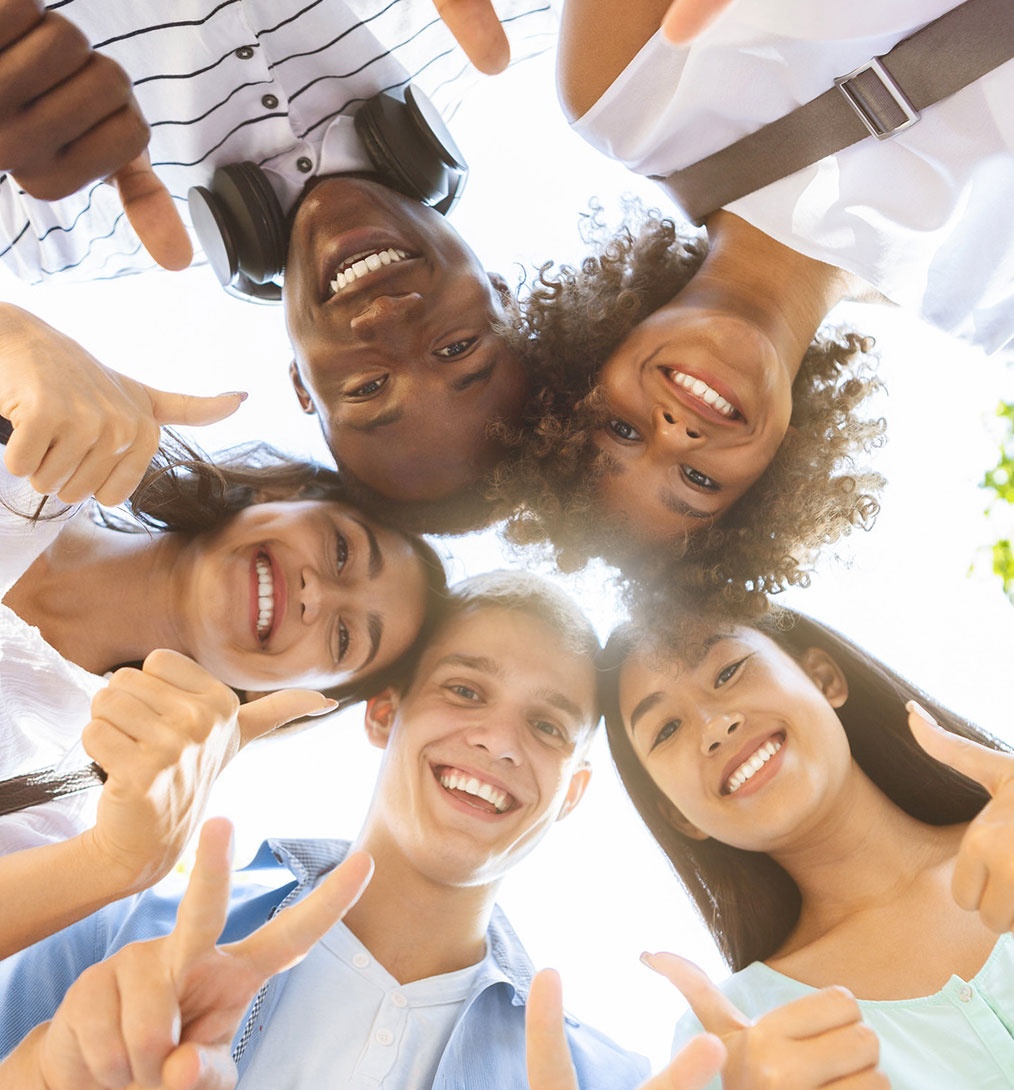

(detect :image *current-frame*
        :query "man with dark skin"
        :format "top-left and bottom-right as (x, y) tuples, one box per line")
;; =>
(0, 0), (542, 522)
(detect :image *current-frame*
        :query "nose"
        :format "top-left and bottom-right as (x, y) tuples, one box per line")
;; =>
(464, 715), (523, 767)
(652, 403), (705, 447)
(299, 566), (347, 626)
(699, 710), (744, 756)
(349, 293), (425, 341)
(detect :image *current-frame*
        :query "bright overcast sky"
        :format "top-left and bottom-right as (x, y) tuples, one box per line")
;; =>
(3, 44), (1013, 1072)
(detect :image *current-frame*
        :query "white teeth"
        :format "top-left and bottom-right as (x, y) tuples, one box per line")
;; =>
(669, 371), (737, 418)
(438, 768), (510, 813)
(255, 556), (274, 640)
(329, 247), (409, 294)
(725, 738), (782, 795)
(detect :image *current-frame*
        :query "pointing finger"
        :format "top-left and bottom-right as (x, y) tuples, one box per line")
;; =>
(432, 0), (509, 74)
(641, 952), (748, 1037)
(148, 387), (248, 427)
(111, 151), (193, 271)
(169, 818), (236, 970)
(525, 969), (578, 1090)
(907, 701), (1011, 796)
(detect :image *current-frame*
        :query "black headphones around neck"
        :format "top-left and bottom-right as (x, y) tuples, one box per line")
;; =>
(187, 85), (468, 303)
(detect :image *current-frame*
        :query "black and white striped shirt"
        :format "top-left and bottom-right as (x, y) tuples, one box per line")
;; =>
(0, 0), (554, 284)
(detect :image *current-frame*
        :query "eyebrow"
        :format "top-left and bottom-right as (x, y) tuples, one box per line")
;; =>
(451, 360), (495, 393)
(627, 634), (736, 732)
(350, 516), (384, 579)
(343, 406), (405, 433)
(361, 612), (383, 671)
(536, 687), (585, 723)
(433, 652), (504, 677)
(660, 489), (714, 521)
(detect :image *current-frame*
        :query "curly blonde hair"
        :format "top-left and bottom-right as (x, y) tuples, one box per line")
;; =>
(490, 203), (886, 614)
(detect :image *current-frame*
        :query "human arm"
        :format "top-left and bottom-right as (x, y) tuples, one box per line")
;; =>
(525, 968), (726, 1090)
(644, 954), (888, 1090)
(0, 818), (374, 1090)
(0, 650), (336, 959)
(908, 700), (1014, 933)
(0, 304), (246, 505)
(0, 0), (191, 270)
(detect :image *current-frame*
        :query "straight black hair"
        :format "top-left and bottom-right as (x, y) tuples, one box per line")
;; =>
(601, 610), (1006, 971)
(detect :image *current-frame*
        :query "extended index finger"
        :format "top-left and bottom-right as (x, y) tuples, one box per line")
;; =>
(432, 0), (509, 74)
(526, 969), (577, 1090)
(170, 818), (236, 968)
(228, 852), (374, 979)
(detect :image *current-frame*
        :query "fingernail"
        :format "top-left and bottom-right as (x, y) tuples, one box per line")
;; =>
(307, 699), (340, 717)
(640, 951), (658, 970)
(219, 390), (249, 401)
(906, 699), (939, 726)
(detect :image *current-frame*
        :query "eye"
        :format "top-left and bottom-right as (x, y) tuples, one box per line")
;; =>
(447, 683), (481, 702)
(532, 719), (565, 743)
(682, 466), (718, 490)
(608, 418), (642, 442)
(336, 619), (350, 663)
(347, 375), (388, 399)
(334, 531), (348, 573)
(650, 718), (681, 752)
(716, 656), (749, 687)
(435, 338), (477, 359)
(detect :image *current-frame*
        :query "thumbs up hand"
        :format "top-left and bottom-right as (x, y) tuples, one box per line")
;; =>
(642, 953), (887, 1090)
(0, 1), (192, 270)
(908, 700), (1014, 933)
(0, 304), (246, 506)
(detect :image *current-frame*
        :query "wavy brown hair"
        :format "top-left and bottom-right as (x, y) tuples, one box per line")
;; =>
(601, 609), (1005, 971)
(491, 203), (886, 614)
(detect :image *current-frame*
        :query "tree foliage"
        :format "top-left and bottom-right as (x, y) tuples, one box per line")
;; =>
(981, 400), (1014, 602)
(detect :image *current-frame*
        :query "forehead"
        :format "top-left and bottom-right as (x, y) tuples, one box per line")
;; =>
(619, 626), (768, 693)
(420, 606), (597, 707)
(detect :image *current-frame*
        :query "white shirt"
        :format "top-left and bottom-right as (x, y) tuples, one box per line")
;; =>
(571, 0), (1014, 353)
(0, 464), (103, 852)
(0, 0), (555, 284)
(239, 914), (491, 1089)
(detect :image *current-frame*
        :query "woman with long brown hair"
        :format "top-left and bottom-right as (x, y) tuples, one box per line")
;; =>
(602, 609), (1014, 1089)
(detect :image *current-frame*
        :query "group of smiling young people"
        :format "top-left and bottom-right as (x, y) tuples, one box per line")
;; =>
(2, 0), (1013, 1086)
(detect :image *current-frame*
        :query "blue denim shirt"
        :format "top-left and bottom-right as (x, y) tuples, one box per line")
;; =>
(0, 839), (650, 1089)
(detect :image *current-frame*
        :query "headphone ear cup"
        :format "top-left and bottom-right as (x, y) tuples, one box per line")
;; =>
(187, 163), (287, 293)
(354, 90), (467, 211)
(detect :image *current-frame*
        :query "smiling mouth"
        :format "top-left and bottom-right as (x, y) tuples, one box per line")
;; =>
(662, 368), (744, 422)
(329, 248), (414, 296)
(434, 765), (517, 815)
(722, 732), (785, 795)
(253, 552), (275, 643)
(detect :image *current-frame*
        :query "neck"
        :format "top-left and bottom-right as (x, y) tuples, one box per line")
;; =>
(343, 823), (497, 985)
(770, 763), (960, 949)
(5, 516), (191, 672)
(698, 211), (854, 383)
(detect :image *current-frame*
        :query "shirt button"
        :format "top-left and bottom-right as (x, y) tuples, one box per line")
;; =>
(235, 45), (255, 60)
(296, 156), (313, 173)
(375, 1029), (394, 1046)
(958, 984), (973, 1002)
(262, 93), (279, 109)
(352, 953), (370, 969)
(391, 992), (407, 1008)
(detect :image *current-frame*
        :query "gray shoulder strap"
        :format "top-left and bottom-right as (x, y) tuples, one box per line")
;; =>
(652, 0), (1014, 225)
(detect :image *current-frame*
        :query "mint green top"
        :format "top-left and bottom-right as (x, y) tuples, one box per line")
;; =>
(672, 934), (1014, 1089)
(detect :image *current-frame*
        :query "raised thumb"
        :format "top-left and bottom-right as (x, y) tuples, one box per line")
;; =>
(111, 151), (194, 271)
(642, 952), (747, 1037)
(907, 700), (1010, 796)
(238, 690), (339, 744)
(148, 386), (248, 427)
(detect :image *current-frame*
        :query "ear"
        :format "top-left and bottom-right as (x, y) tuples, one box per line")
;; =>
(289, 360), (317, 415)
(799, 647), (849, 709)
(487, 271), (513, 307)
(657, 796), (710, 842)
(364, 688), (401, 750)
(555, 762), (592, 822)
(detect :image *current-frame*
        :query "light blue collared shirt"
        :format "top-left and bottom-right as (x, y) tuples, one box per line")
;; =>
(0, 838), (649, 1090)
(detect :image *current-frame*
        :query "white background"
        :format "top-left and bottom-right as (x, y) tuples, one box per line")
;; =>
(4, 45), (1014, 1072)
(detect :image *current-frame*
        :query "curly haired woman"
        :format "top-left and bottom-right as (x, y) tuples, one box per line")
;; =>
(492, 0), (1012, 610)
